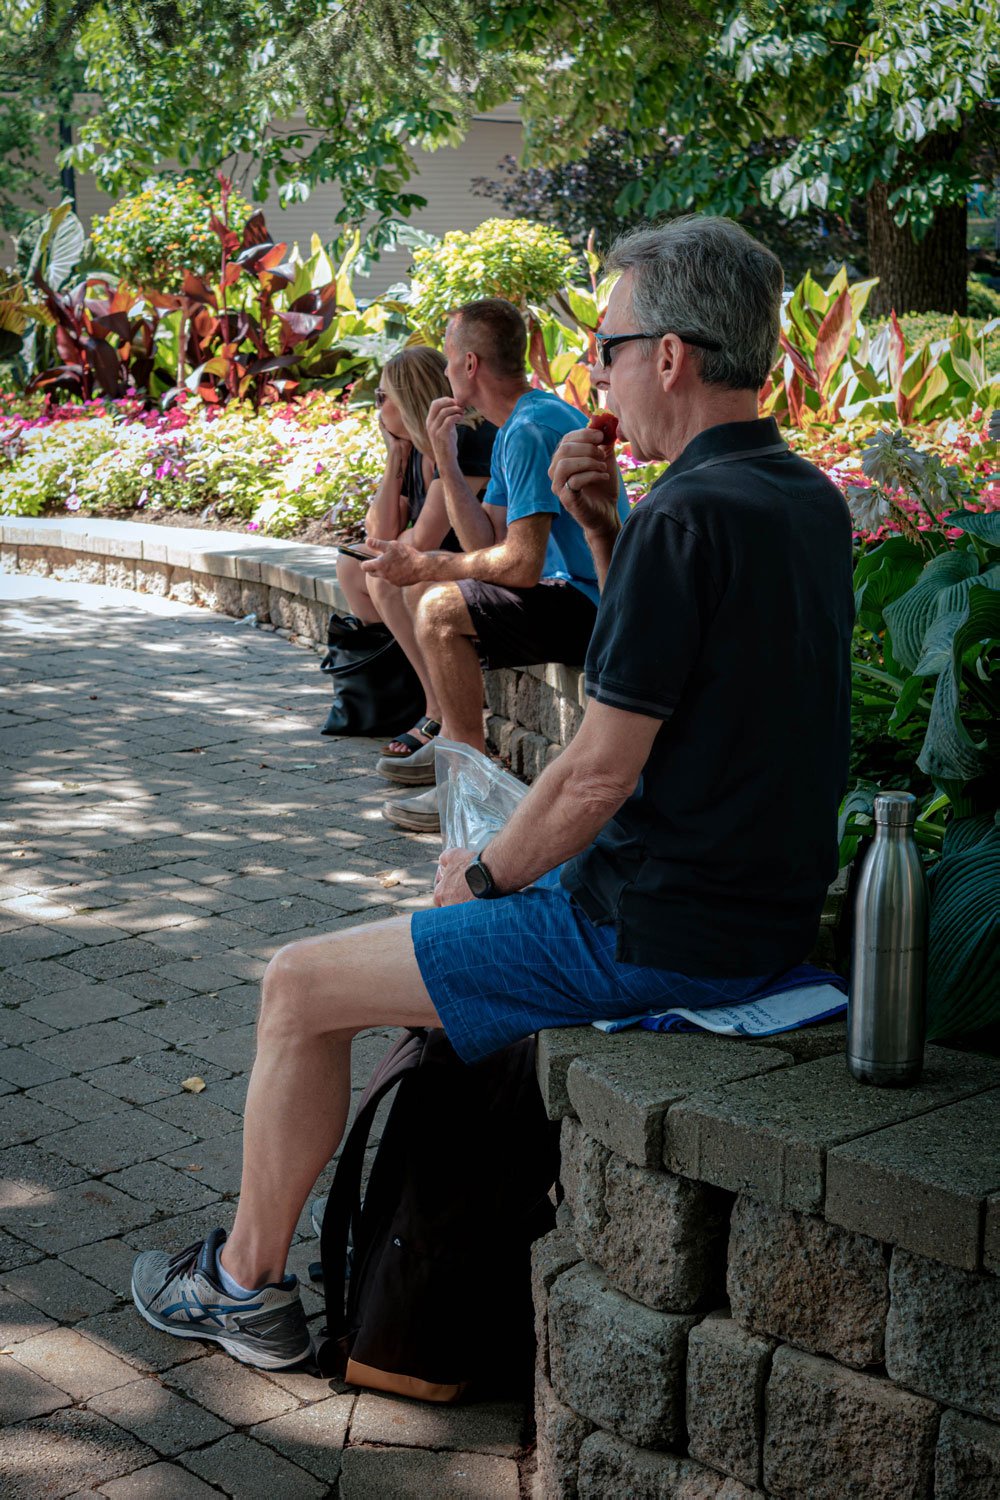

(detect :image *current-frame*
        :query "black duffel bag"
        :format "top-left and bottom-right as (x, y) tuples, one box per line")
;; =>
(319, 612), (425, 739)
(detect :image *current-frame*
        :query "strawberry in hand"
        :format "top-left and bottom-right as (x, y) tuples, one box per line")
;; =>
(588, 410), (619, 446)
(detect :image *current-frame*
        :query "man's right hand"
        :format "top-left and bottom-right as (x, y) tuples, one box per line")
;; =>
(426, 396), (463, 469)
(549, 428), (621, 537)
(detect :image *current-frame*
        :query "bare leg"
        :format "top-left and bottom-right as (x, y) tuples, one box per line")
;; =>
(367, 574), (440, 719)
(220, 914), (440, 1289)
(336, 554), (381, 624)
(412, 582), (486, 750)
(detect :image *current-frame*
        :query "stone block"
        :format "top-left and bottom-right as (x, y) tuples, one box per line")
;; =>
(934, 1409), (1000, 1499)
(532, 1226), (581, 1379)
(577, 1430), (763, 1499)
(514, 671), (543, 732)
(826, 1088), (1000, 1271)
(727, 1195), (888, 1367)
(885, 1248), (999, 1421)
(535, 1370), (593, 1500)
(181, 1433), (326, 1498)
(0, 1286), (59, 1346)
(104, 558), (137, 591)
(239, 580), (270, 618)
(89, 1377), (232, 1456)
(18, 544), (52, 576)
(569, 1033), (792, 1168)
(349, 1393), (524, 1455)
(0, 1407), (156, 1500)
(193, 573), (244, 616)
(188, 547), (239, 579)
(251, 1395), (355, 1484)
(134, 560), (172, 597)
(547, 1262), (694, 1447)
(339, 1445), (521, 1498)
(11, 1326), (140, 1401)
(763, 1346), (938, 1500)
(99, 1462), (220, 1498)
(986, 1192), (1000, 1275)
(687, 1313), (773, 1487)
(560, 1116), (728, 1311)
(1, 1359), (72, 1423)
(165, 1351), (299, 1426)
(519, 729), (550, 782)
(168, 567), (197, 604)
(536, 1025), (629, 1122)
(666, 1047), (999, 1214)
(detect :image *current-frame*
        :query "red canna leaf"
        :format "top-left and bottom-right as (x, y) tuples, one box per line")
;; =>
(814, 289), (854, 399)
(240, 212), (271, 249)
(528, 319), (554, 388)
(778, 331), (819, 390)
(888, 309), (907, 418)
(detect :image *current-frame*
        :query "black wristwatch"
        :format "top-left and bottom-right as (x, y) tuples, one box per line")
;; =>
(465, 852), (503, 900)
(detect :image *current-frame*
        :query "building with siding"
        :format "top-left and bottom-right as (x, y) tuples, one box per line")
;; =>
(9, 100), (523, 295)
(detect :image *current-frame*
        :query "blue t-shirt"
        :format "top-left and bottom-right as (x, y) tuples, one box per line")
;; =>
(483, 390), (630, 606)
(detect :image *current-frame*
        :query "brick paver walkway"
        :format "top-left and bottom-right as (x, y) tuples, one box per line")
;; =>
(0, 575), (528, 1498)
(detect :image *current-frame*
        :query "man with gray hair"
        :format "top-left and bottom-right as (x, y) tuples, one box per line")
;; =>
(131, 215), (854, 1372)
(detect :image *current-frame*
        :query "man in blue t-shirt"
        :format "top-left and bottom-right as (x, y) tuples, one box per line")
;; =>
(362, 297), (628, 833)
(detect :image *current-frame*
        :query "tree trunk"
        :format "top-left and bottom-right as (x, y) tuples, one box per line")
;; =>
(867, 182), (967, 317)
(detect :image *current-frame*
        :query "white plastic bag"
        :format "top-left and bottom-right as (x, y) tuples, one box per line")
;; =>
(435, 739), (529, 853)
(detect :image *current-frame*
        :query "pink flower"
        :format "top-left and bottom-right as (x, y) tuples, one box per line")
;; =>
(246, 521), (260, 531)
(65, 495), (82, 511)
(315, 461), (325, 474)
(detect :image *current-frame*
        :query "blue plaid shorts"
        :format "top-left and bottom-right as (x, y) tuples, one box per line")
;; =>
(410, 866), (772, 1064)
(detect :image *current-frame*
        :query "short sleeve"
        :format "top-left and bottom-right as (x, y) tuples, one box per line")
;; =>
(455, 420), (496, 478)
(502, 423), (563, 523)
(584, 506), (720, 719)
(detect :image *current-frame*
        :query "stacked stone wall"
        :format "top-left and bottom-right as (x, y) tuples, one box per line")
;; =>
(532, 1027), (1000, 1499)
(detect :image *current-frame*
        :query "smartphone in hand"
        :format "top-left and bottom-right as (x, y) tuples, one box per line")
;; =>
(337, 544), (378, 562)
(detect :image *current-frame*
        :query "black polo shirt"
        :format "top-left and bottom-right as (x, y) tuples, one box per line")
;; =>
(560, 416), (855, 977)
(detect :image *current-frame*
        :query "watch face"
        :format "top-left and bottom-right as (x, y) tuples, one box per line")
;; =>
(466, 859), (491, 897)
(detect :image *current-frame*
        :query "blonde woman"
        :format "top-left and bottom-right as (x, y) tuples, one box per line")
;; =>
(336, 345), (496, 758)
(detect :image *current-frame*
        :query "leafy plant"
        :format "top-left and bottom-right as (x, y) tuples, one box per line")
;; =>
(90, 177), (252, 291)
(760, 267), (999, 426)
(843, 474), (999, 1037)
(406, 219), (578, 338)
(25, 275), (166, 401)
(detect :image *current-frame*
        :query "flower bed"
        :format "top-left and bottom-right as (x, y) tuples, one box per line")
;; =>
(0, 390), (383, 539)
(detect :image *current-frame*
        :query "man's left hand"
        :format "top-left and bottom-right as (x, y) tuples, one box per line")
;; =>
(434, 847), (476, 907)
(362, 538), (434, 588)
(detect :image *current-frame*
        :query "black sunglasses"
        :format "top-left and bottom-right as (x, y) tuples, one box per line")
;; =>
(374, 387), (387, 408)
(595, 331), (723, 368)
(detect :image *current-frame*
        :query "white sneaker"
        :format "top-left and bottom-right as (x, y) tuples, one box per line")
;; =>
(381, 784), (441, 833)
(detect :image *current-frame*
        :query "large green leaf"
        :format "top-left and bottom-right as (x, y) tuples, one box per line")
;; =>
(916, 583), (1000, 787)
(27, 202), (86, 293)
(926, 815), (1000, 1038)
(854, 536), (925, 630)
(884, 550), (981, 671)
(943, 510), (1000, 546)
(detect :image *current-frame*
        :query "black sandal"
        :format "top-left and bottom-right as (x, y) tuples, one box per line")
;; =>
(379, 718), (442, 759)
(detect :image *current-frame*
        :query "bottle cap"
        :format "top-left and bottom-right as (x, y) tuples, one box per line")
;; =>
(874, 791), (917, 826)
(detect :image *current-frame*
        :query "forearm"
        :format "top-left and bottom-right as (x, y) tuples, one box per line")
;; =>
(421, 540), (540, 590)
(438, 458), (496, 552)
(365, 462), (406, 540)
(480, 744), (631, 893)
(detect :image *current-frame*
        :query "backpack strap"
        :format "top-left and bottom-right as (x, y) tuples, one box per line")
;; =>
(317, 1029), (428, 1370)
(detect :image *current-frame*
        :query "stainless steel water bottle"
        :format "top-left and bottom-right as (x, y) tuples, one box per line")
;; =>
(847, 791), (929, 1086)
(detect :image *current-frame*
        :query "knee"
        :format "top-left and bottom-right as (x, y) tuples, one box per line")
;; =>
(414, 583), (464, 644)
(258, 943), (317, 1038)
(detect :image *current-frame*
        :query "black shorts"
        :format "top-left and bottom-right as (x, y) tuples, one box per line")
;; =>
(455, 578), (597, 670)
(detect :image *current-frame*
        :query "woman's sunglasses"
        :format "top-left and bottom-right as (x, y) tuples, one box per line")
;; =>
(374, 388), (388, 408)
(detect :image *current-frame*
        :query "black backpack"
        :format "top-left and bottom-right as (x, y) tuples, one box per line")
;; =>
(316, 1028), (560, 1402)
